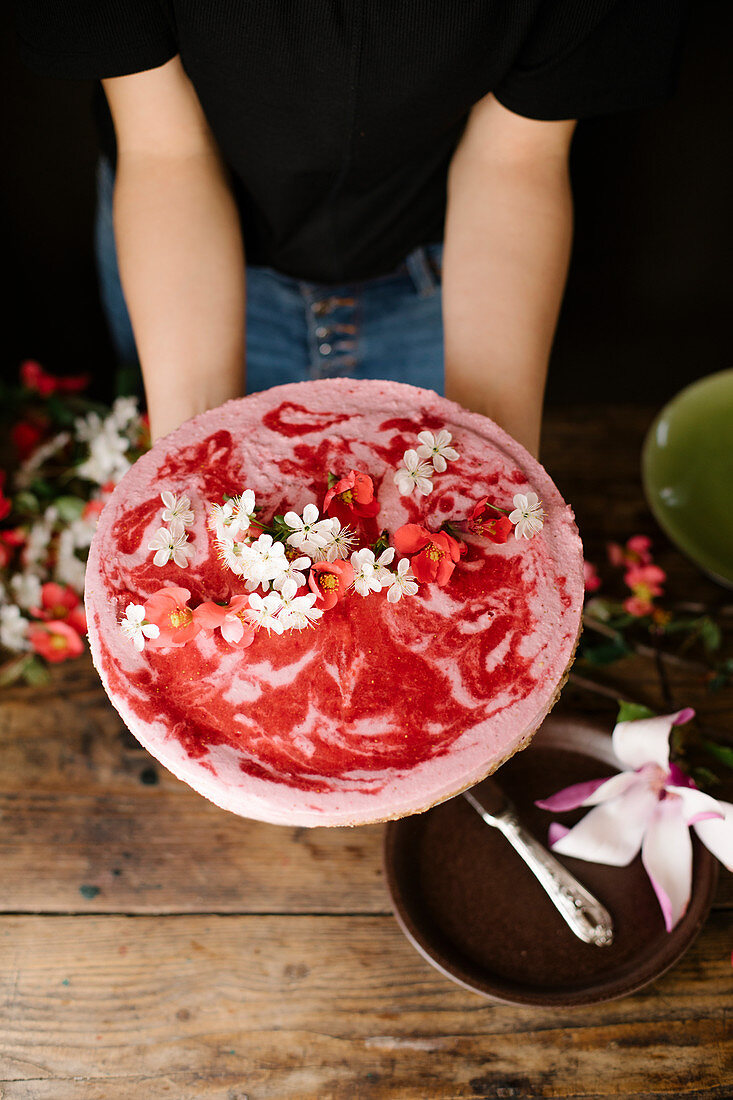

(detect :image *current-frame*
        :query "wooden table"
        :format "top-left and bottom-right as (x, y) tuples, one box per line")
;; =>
(1, 405), (731, 1099)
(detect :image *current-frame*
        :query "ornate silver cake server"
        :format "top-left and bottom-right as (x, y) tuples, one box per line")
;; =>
(463, 781), (614, 947)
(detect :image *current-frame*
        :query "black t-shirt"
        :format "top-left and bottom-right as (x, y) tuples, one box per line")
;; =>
(16, 1), (688, 283)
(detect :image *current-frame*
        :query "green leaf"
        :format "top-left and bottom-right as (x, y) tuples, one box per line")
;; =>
(616, 700), (656, 724)
(327, 471), (339, 489)
(55, 496), (86, 522)
(0, 654), (34, 688)
(701, 739), (733, 770)
(579, 637), (631, 666)
(14, 491), (40, 516)
(689, 766), (721, 791)
(371, 529), (391, 556)
(698, 617), (722, 654)
(22, 655), (51, 686)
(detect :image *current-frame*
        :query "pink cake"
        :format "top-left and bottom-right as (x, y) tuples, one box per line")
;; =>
(85, 379), (583, 827)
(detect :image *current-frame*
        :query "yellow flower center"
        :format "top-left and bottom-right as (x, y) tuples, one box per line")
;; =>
(319, 573), (339, 590)
(425, 544), (444, 561)
(50, 634), (68, 649)
(169, 608), (193, 629)
(339, 489), (354, 504)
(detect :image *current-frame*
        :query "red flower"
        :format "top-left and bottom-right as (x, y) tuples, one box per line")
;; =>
(466, 498), (513, 543)
(623, 563), (666, 617)
(28, 619), (84, 663)
(20, 359), (89, 397)
(0, 527), (26, 548)
(583, 561), (602, 594)
(194, 596), (256, 648)
(608, 534), (654, 568)
(11, 420), (46, 461)
(0, 472), (11, 523)
(30, 582), (87, 634)
(82, 499), (106, 523)
(323, 469), (380, 527)
(144, 586), (201, 647)
(393, 524), (465, 586)
(308, 560), (354, 610)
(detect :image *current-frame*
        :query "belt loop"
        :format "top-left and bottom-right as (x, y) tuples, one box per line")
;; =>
(404, 245), (439, 298)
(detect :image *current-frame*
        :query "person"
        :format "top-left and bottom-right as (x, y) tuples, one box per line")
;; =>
(16, 1), (687, 454)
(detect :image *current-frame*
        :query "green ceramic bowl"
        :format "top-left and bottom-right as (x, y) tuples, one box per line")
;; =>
(642, 369), (733, 587)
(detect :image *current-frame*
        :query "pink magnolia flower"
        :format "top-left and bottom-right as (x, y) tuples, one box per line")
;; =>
(27, 619), (84, 663)
(536, 709), (733, 932)
(392, 524), (465, 586)
(143, 586), (201, 648)
(194, 596), (256, 648)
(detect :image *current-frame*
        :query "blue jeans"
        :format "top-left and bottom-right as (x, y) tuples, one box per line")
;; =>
(94, 158), (445, 396)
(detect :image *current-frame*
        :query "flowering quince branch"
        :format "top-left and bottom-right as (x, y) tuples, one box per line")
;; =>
(534, 706), (733, 933)
(0, 362), (149, 685)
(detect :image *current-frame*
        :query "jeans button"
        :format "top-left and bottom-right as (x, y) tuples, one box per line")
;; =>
(315, 326), (329, 339)
(319, 342), (332, 355)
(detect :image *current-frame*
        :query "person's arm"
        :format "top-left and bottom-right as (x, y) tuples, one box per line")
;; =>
(442, 93), (576, 458)
(103, 57), (245, 441)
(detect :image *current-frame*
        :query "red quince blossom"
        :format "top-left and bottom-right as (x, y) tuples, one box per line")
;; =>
(20, 359), (89, 397)
(309, 560), (354, 610)
(11, 420), (46, 460)
(393, 523), (466, 586)
(194, 596), (256, 648)
(28, 619), (84, 663)
(583, 561), (602, 594)
(607, 534), (653, 568)
(30, 581), (88, 635)
(143, 586), (201, 647)
(623, 563), (666, 617)
(0, 472), (12, 523)
(82, 499), (106, 523)
(466, 498), (513, 543)
(323, 469), (380, 527)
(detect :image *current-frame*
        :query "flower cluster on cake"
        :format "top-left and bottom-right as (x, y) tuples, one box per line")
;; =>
(85, 379), (584, 827)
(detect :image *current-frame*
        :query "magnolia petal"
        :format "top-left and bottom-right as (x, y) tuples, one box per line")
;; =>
(611, 709), (694, 770)
(667, 785), (726, 826)
(641, 796), (693, 932)
(548, 823), (570, 846)
(551, 782), (660, 866)
(536, 769), (639, 812)
(691, 798), (733, 871)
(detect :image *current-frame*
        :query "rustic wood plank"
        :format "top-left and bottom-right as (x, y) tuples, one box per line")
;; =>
(0, 913), (730, 1099)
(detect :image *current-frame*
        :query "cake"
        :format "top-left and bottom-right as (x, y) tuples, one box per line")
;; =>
(85, 379), (584, 827)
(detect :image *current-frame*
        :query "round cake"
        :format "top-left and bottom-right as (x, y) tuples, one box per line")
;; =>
(85, 379), (584, 827)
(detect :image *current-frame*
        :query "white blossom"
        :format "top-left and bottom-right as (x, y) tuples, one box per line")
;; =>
(245, 590), (285, 634)
(374, 546), (396, 583)
(161, 491), (194, 528)
(386, 558), (419, 603)
(119, 603), (159, 652)
(76, 421), (131, 485)
(15, 432), (71, 489)
(349, 548), (383, 596)
(272, 554), (311, 592)
(416, 429), (459, 473)
(284, 503), (332, 557)
(22, 515), (55, 574)
(394, 449), (434, 496)
(54, 528), (87, 592)
(10, 572), (43, 610)
(508, 492), (545, 540)
(248, 533), (289, 585)
(315, 517), (358, 562)
(110, 396), (140, 432)
(148, 526), (192, 568)
(208, 491), (256, 540)
(0, 604), (31, 652)
(277, 577), (323, 630)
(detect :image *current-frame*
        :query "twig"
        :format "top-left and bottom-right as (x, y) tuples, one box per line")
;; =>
(583, 614), (710, 675)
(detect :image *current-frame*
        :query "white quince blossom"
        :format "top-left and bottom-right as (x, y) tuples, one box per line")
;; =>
(109, 396), (140, 432)
(0, 604), (31, 652)
(161, 491), (194, 528)
(148, 526), (192, 568)
(74, 411), (104, 444)
(246, 590), (285, 634)
(508, 492), (545, 540)
(315, 517), (358, 562)
(277, 577), (324, 630)
(374, 546), (396, 583)
(21, 514), (55, 575)
(394, 449), (434, 497)
(272, 555), (311, 592)
(54, 528), (88, 592)
(209, 491), (257, 540)
(415, 429), (459, 473)
(386, 558), (419, 603)
(349, 548), (383, 596)
(119, 603), (160, 652)
(77, 420), (131, 485)
(10, 572), (43, 610)
(284, 503), (332, 557)
(248, 533), (289, 585)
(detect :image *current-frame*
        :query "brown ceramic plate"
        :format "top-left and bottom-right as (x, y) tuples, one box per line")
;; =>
(384, 712), (718, 1006)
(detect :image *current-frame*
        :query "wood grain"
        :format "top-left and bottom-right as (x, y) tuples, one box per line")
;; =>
(0, 913), (731, 1099)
